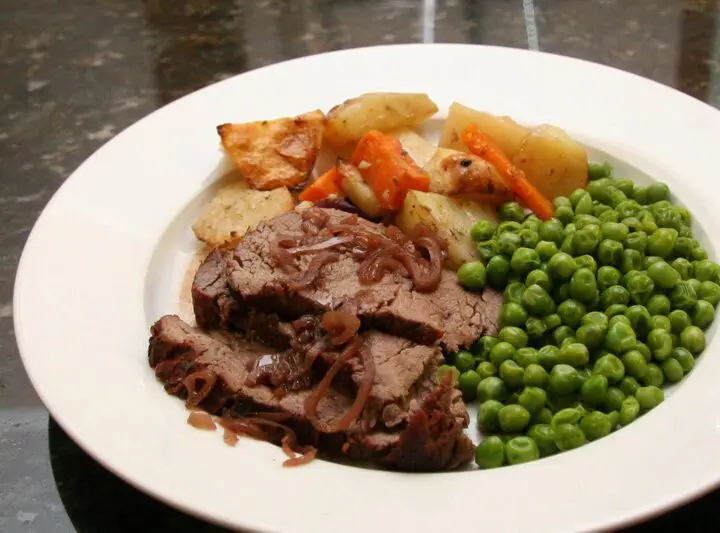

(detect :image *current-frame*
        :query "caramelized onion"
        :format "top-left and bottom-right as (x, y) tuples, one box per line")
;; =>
(223, 428), (239, 447)
(283, 446), (318, 467)
(321, 310), (361, 346)
(287, 235), (353, 255)
(187, 411), (216, 431)
(183, 370), (217, 408)
(286, 251), (340, 290)
(270, 235), (302, 272)
(331, 343), (375, 432)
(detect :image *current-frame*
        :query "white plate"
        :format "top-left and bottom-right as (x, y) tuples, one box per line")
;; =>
(14, 44), (720, 533)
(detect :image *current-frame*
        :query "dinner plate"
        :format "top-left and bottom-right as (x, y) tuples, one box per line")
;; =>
(14, 44), (720, 533)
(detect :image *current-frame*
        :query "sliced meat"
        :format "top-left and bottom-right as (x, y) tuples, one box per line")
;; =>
(221, 208), (501, 350)
(149, 315), (473, 471)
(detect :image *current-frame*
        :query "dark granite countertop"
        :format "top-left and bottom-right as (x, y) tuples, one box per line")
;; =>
(2, 0), (720, 531)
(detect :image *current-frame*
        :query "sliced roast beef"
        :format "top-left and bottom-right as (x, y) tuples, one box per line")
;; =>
(149, 314), (473, 471)
(216, 208), (501, 351)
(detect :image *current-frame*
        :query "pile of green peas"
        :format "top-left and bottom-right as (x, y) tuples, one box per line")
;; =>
(451, 161), (719, 468)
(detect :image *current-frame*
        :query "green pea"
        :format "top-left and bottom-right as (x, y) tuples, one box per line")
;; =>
(550, 205), (572, 225)
(503, 282), (526, 306)
(588, 161), (613, 180)
(535, 240), (558, 261)
(557, 299), (587, 328)
(688, 278), (702, 294)
(668, 310), (692, 335)
(619, 376), (641, 396)
(472, 336), (499, 360)
(609, 314), (631, 327)
(526, 424), (557, 457)
(646, 261), (680, 291)
(655, 208), (683, 231)
(622, 350), (648, 378)
(517, 386), (547, 414)
(477, 400), (503, 433)
(643, 256), (663, 270)
(692, 245), (709, 261)
(498, 404), (531, 433)
(523, 214), (542, 232)
(544, 313), (562, 331)
(613, 178), (635, 198)
(436, 365), (460, 386)
(608, 410), (620, 428)
(554, 423), (586, 451)
(697, 281), (720, 306)
(539, 219), (565, 245)
(594, 353), (625, 383)
(522, 284), (556, 316)
(500, 201), (525, 222)
(672, 237), (693, 259)
(477, 376), (508, 402)
(572, 255), (596, 274)
(547, 252), (578, 280)
(580, 411), (613, 441)
(554, 282), (571, 302)
(503, 436), (539, 465)
(568, 188), (586, 207)
(453, 350), (475, 373)
(583, 311), (610, 329)
(648, 228), (678, 258)
(575, 193), (594, 217)
(649, 315), (672, 332)
(560, 336), (578, 348)
(600, 285), (630, 309)
(647, 328), (674, 361)
(672, 347), (695, 373)
(522, 364), (549, 388)
(619, 396), (641, 426)
(625, 231), (648, 253)
(601, 221), (628, 242)
(471, 220), (496, 242)
(625, 305), (651, 338)
(500, 302), (528, 328)
(633, 185), (649, 205)
(692, 300), (715, 329)
(638, 210), (658, 233)
(680, 326), (705, 354)
(626, 273), (655, 305)
(693, 260), (717, 282)
(525, 317), (547, 339)
(678, 225), (692, 238)
(620, 249), (644, 274)
(596, 239), (623, 266)
(608, 188), (629, 208)
(517, 229), (539, 249)
(623, 217), (642, 233)
(476, 240), (497, 263)
(661, 358), (684, 383)
(476, 361), (497, 379)
(643, 363), (665, 387)
(549, 364), (581, 395)
(486, 255), (511, 288)
(550, 406), (584, 428)
(497, 326), (528, 349)
(458, 370), (482, 400)
(598, 209), (619, 223)
(458, 261), (487, 290)
(570, 227), (599, 255)
(636, 385), (664, 410)
(595, 266), (620, 292)
(647, 294), (671, 317)
(606, 304), (629, 318)
(634, 341), (652, 362)
(670, 280), (698, 312)
(553, 196), (573, 210)
(532, 408), (554, 426)
(489, 341), (516, 366)
(475, 435), (505, 468)
(581, 374), (609, 407)
(565, 223), (578, 235)
(677, 207), (692, 226)
(569, 267), (598, 303)
(604, 320), (637, 354)
(604, 387), (626, 412)
(537, 345), (560, 370)
(526, 270), (551, 293)
(557, 343), (589, 368)
(594, 203), (613, 218)
(499, 359), (525, 389)
(646, 182), (670, 203)
(576, 324), (606, 350)
(649, 200), (672, 218)
(510, 348), (536, 369)
(669, 258), (692, 281)
(510, 247), (540, 276)
(496, 232), (522, 258)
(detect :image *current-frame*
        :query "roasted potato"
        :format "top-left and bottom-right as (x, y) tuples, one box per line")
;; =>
(395, 190), (498, 270)
(392, 128), (438, 168)
(337, 159), (386, 219)
(439, 103), (529, 157)
(218, 110), (325, 190)
(512, 125), (588, 199)
(192, 179), (294, 246)
(325, 93), (438, 149)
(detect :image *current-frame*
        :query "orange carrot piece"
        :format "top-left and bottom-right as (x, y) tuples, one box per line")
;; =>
(351, 130), (430, 210)
(461, 124), (555, 220)
(298, 167), (342, 203)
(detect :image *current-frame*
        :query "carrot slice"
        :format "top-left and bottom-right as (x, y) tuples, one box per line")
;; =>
(461, 124), (555, 220)
(351, 130), (430, 210)
(298, 167), (342, 203)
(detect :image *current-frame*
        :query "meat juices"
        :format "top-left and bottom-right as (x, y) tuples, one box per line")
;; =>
(150, 207), (502, 471)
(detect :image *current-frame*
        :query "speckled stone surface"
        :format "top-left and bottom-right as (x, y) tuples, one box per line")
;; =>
(1, 0), (719, 531)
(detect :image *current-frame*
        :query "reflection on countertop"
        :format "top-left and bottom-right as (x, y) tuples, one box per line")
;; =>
(1, 1), (719, 532)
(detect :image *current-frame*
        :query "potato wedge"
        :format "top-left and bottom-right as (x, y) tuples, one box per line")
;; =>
(439, 103), (529, 157)
(337, 159), (386, 219)
(325, 93), (438, 148)
(512, 125), (588, 199)
(395, 190), (498, 270)
(392, 128), (438, 168)
(218, 110), (325, 190)
(192, 179), (294, 246)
